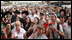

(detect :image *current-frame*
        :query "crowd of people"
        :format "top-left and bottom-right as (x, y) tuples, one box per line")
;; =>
(1, 4), (71, 39)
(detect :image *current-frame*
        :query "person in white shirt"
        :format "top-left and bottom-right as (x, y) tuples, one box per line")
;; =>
(64, 16), (71, 39)
(28, 9), (39, 23)
(11, 21), (26, 39)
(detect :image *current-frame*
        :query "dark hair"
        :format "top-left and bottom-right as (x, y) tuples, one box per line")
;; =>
(59, 9), (66, 16)
(40, 12), (44, 16)
(5, 22), (10, 27)
(51, 15), (56, 18)
(68, 16), (71, 26)
(35, 17), (39, 24)
(16, 16), (20, 21)
(25, 17), (31, 27)
(26, 17), (31, 24)
(59, 16), (66, 19)
(14, 10), (20, 14)
(35, 10), (37, 15)
(68, 16), (71, 18)
(22, 11), (29, 15)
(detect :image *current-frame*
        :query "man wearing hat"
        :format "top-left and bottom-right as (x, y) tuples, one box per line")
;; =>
(11, 10), (20, 23)
(20, 11), (29, 28)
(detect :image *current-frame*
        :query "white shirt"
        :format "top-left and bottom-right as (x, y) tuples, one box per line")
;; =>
(64, 25), (71, 39)
(18, 14), (22, 18)
(28, 14), (39, 22)
(11, 27), (26, 39)
(56, 18), (60, 23)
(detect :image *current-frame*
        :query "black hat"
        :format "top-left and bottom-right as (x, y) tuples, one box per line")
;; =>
(22, 11), (29, 15)
(5, 11), (12, 15)
(40, 13), (44, 16)
(14, 10), (20, 14)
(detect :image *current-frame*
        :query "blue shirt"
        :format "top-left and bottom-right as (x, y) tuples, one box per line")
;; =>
(35, 34), (48, 39)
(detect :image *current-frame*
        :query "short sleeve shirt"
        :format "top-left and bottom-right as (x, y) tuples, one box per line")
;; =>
(11, 27), (26, 39)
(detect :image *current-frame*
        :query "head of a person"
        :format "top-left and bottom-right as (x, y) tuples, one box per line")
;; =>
(53, 6), (57, 11)
(46, 7), (49, 10)
(15, 13), (19, 16)
(10, 8), (14, 13)
(32, 9), (35, 15)
(6, 23), (11, 30)
(68, 16), (71, 25)
(16, 16), (20, 21)
(40, 13), (44, 19)
(6, 11), (11, 16)
(66, 8), (70, 14)
(34, 17), (39, 24)
(14, 10), (20, 16)
(22, 11), (29, 18)
(51, 15), (56, 22)
(15, 21), (21, 30)
(43, 9), (46, 13)
(26, 17), (31, 24)
(7, 13), (10, 17)
(22, 13), (26, 18)
(45, 15), (50, 22)
(60, 11), (65, 15)
(50, 9), (53, 14)
(3, 18), (8, 23)
(59, 16), (65, 23)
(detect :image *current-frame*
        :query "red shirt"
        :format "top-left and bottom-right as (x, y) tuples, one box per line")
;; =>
(43, 22), (52, 34)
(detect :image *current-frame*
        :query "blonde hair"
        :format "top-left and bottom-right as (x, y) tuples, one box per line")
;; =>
(15, 21), (21, 25)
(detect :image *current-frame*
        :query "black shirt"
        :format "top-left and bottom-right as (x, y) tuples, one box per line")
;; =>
(11, 15), (17, 23)
(20, 17), (26, 28)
